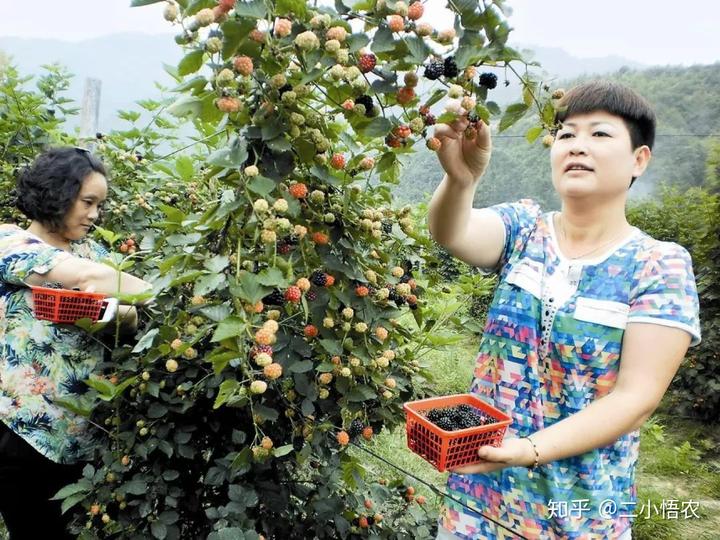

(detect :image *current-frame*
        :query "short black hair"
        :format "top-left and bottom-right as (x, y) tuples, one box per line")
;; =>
(16, 147), (107, 231)
(555, 81), (656, 187)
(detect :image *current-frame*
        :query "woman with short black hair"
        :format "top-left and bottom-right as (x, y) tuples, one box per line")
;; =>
(0, 147), (152, 539)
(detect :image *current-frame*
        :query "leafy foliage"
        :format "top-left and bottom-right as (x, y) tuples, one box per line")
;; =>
(627, 181), (720, 422)
(18, 1), (552, 539)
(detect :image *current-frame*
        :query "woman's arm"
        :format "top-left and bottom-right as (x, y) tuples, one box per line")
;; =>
(24, 255), (152, 304)
(451, 322), (692, 473)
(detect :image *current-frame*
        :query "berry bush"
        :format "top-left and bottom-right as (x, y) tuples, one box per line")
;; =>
(34, 0), (557, 538)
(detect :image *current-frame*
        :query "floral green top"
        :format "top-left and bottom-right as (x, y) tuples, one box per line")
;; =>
(0, 224), (109, 464)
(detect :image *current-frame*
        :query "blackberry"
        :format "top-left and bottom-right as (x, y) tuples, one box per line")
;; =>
(381, 220), (393, 234)
(355, 94), (375, 117)
(306, 289), (318, 301)
(264, 290), (285, 306)
(348, 419), (365, 439)
(479, 72), (498, 89)
(425, 405), (493, 431)
(400, 274), (411, 284)
(443, 56), (459, 78)
(42, 281), (64, 289)
(424, 61), (444, 80)
(310, 270), (328, 287)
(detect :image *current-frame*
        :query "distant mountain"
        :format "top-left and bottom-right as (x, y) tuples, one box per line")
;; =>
(0, 34), (181, 132)
(0, 33), (648, 130)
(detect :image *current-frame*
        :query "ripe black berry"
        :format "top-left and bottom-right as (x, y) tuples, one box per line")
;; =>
(424, 61), (444, 80)
(381, 220), (393, 234)
(355, 94), (375, 117)
(425, 405), (493, 431)
(348, 419), (365, 438)
(479, 72), (498, 89)
(310, 270), (328, 287)
(264, 290), (285, 306)
(306, 289), (318, 301)
(443, 57), (459, 78)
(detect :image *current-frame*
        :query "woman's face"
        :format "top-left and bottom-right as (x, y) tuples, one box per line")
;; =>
(61, 171), (108, 241)
(550, 111), (650, 201)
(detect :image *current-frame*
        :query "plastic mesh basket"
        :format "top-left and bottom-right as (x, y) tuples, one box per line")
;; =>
(404, 393), (512, 472)
(30, 286), (107, 324)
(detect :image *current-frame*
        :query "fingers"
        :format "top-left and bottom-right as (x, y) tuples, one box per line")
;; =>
(449, 461), (507, 475)
(433, 117), (469, 140)
(474, 120), (492, 149)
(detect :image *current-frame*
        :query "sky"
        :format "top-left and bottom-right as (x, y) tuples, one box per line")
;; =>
(0, 0), (719, 67)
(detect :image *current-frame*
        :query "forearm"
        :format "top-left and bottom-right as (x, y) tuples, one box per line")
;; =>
(78, 262), (152, 302)
(530, 390), (654, 465)
(428, 174), (478, 248)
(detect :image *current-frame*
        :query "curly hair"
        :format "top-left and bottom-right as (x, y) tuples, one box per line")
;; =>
(15, 147), (108, 231)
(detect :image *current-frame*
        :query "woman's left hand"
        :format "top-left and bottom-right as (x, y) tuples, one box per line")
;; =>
(449, 437), (535, 475)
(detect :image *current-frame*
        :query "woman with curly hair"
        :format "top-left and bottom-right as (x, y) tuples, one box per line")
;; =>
(0, 147), (151, 539)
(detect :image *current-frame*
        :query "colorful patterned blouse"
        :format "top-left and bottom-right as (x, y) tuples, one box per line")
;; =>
(440, 200), (701, 539)
(0, 224), (109, 464)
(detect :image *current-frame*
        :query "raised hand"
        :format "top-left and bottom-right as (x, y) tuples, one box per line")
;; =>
(433, 116), (492, 186)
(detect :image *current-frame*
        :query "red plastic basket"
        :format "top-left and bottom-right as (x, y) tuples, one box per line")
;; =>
(30, 286), (107, 324)
(404, 393), (512, 472)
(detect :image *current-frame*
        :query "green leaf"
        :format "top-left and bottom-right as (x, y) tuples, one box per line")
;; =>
(318, 339), (342, 356)
(235, 271), (272, 303)
(486, 101), (501, 116)
(122, 480), (149, 495)
(133, 328), (160, 353)
(211, 317), (247, 342)
(175, 155), (195, 180)
(60, 492), (87, 515)
(256, 267), (287, 287)
(84, 376), (115, 397)
(273, 444), (294, 457)
(171, 75), (208, 94)
(204, 255), (230, 273)
(525, 125), (543, 144)
(234, 0), (267, 18)
(499, 102), (530, 132)
(148, 403), (169, 419)
(404, 36), (430, 64)
(178, 50), (205, 76)
(276, 0), (307, 16)
(130, 0), (165, 5)
(424, 89), (446, 109)
(207, 136), (248, 168)
(214, 379), (241, 409)
(194, 273), (226, 296)
(52, 482), (90, 500)
(167, 95), (204, 117)
(92, 225), (121, 245)
(289, 360), (313, 373)
(247, 175), (276, 197)
(347, 384), (376, 402)
(200, 304), (232, 322)
(151, 521), (168, 539)
(371, 26), (395, 53)
(347, 33), (370, 53)
(359, 117), (392, 138)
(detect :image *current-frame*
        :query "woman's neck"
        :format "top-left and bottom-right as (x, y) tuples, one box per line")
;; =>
(26, 221), (72, 252)
(558, 202), (631, 245)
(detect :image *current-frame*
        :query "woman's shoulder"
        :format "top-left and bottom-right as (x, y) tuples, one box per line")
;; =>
(629, 229), (694, 267)
(0, 224), (38, 245)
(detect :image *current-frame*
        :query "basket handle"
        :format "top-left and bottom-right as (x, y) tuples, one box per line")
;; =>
(98, 298), (119, 324)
